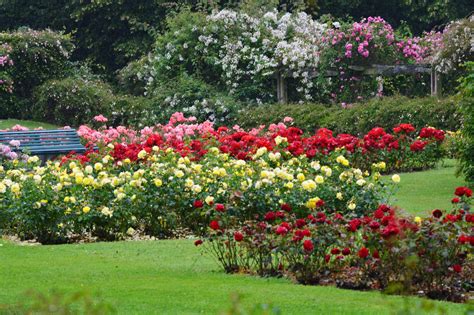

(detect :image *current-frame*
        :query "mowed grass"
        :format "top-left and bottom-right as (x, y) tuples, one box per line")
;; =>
(0, 153), (468, 313)
(0, 239), (467, 315)
(0, 119), (59, 130)
(391, 160), (467, 216)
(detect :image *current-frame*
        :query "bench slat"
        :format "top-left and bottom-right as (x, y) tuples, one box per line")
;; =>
(0, 129), (86, 157)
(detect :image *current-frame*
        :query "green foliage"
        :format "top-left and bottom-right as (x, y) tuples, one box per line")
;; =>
(0, 28), (74, 118)
(148, 74), (244, 125)
(68, 0), (177, 74)
(0, 290), (115, 314)
(236, 96), (463, 135)
(457, 62), (474, 184)
(315, 0), (474, 35)
(108, 95), (154, 128)
(116, 56), (149, 96)
(32, 77), (115, 126)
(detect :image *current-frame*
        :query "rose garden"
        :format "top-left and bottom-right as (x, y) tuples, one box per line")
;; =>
(0, 2), (473, 314)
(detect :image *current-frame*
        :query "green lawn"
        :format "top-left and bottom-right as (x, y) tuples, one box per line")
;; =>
(391, 160), (467, 216)
(0, 160), (469, 314)
(0, 119), (59, 130)
(0, 239), (467, 315)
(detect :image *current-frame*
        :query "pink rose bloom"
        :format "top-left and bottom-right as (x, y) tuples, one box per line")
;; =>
(12, 124), (29, 131)
(93, 115), (108, 123)
(9, 140), (20, 147)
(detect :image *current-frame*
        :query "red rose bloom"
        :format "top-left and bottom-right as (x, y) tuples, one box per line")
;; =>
(466, 214), (474, 223)
(378, 204), (391, 213)
(215, 204), (225, 212)
(342, 248), (351, 256)
(358, 247), (369, 259)
(453, 264), (462, 273)
(455, 186), (473, 197)
(393, 123), (415, 134)
(374, 209), (384, 219)
(458, 234), (469, 244)
(303, 240), (314, 252)
(432, 209), (443, 218)
(331, 248), (341, 255)
(264, 211), (276, 222)
(281, 203), (292, 212)
(234, 231), (244, 242)
(372, 249), (380, 259)
(193, 200), (204, 208)
(451, 197), (460, 203)
(369, 221), (380, 230)
(209, 220), (220, 230)
(276, 211), (285, 219)
(276, 225), (289, 235)
(194, 239), (203, 246)
(410, 140), (427, 152)
(295, 219), (306, 228)
(324, 254), (331, 263)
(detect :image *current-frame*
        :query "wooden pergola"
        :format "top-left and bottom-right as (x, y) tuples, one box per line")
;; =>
(276, 64), (441, 104)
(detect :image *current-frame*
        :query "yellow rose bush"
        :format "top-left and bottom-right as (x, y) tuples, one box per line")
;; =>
(0, 147), (391, 243)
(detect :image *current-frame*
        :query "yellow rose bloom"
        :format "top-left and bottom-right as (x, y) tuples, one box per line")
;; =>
(82, 206), (91, 213)
(302, 180), (317, 191)
(315, 175), (324, 184)
(391, 174), (401, 183)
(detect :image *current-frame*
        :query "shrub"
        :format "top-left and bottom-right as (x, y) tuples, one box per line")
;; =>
(458, 62), (474, 184)
(32, 76), (114, 126)
(145, 9), (327, 104)
(236, 96), (463, 135)
(148, 75), (244, 125)
(0, 28), (74, 118)
(201, 188), (473, 302)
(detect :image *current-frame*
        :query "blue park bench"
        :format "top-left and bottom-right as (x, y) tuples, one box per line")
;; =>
(0, 129), (86, 161)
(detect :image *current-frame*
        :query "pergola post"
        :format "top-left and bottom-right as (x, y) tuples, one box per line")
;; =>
(431, 67), (442, 97)
(276, 71), (288, 104)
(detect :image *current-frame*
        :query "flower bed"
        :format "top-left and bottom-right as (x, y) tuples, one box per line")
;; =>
(199, 187), (473, 302)
(0, 114), (446, 244)
(74, 114), (445, 173)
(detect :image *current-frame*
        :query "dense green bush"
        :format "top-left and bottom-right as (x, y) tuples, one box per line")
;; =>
(457, 62), (474, 184)
(147, 74), (244, 125)
(108, 95), (154, 128)
(236, 96), (463, 134)
(0, 28), (74, 118)
(32, 77), (114, 126)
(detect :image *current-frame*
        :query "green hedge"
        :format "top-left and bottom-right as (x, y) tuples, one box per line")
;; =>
(32, 77), (115, 126)
(0, 28), (74, 118)
(236, 96), (463, 135)
(457, 62), (474, 185)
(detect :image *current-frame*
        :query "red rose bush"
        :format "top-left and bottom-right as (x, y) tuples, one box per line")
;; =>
(200, 187), (473, 302)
